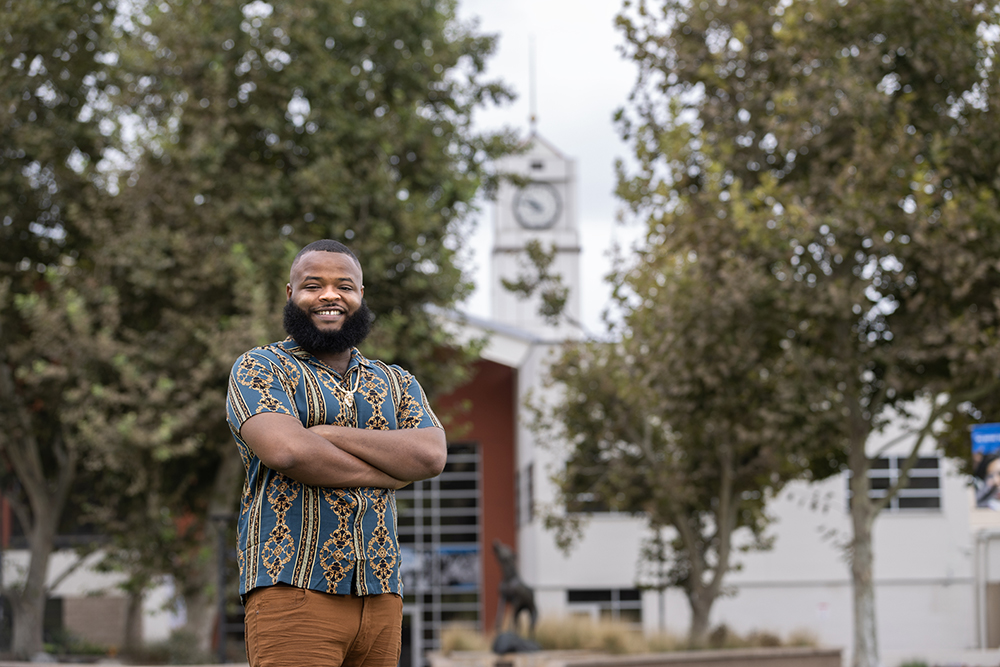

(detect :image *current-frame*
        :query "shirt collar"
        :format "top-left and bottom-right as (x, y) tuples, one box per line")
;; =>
(280, 338), (372, 374)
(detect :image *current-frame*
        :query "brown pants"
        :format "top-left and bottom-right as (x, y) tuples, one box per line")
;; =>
(244, 586), (403, 667)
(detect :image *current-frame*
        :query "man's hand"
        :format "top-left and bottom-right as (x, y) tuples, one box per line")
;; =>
(240, 413), (408, 489)
(309, 424), (447, 482)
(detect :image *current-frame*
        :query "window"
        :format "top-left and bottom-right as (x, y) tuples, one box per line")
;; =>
(397, 442), (481, 658)
(567, 491), (610, 513)
(567, 588), (642, 625)
(520, 463), (534, 524)
(848, 456), (941, 512)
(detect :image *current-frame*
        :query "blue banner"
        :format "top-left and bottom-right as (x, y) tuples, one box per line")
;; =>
(972, 423), (1000, 455)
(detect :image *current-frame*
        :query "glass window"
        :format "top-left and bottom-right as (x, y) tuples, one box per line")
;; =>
(848, 456), (942, 512)
(398, 442), (481, 658)
(566, 588), (642, 627)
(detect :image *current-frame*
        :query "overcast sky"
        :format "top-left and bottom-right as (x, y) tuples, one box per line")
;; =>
(455, 0), (646, 333)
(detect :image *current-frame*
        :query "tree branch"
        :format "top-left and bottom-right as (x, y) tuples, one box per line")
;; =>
(45, 546), (101, 595)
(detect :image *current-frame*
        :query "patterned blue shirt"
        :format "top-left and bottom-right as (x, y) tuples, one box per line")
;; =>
(226, 339), (442, 598)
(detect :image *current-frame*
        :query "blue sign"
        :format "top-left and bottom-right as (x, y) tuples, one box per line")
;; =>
(972, 423), (1000, 455)
(400, 545), (480, 592)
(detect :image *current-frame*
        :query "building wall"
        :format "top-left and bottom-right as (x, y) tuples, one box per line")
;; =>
(515, 396), (985, 656)
(435, 358), (518, 631)
(711, 465), (976, 653)
(1, 549), (183, 646)
(63, 596), (131, 649)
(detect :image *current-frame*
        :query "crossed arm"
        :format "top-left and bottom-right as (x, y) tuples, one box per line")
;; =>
(240, 412), (447, 489)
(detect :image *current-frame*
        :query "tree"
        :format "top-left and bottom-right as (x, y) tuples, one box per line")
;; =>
(2, 0), (515, 656)
(0, 0), (122, 657)
(532, 169), (840, 644)
(88, 0), (515, 653)
(609, 0), (1000, 664)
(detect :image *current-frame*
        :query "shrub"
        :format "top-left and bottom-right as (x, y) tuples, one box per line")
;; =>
(440, 617), (818, 656)
(440, 624), (491, 654)
(534, 616), (648, 654)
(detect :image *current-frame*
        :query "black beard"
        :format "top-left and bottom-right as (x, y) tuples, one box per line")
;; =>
(283, 299), (373, 357)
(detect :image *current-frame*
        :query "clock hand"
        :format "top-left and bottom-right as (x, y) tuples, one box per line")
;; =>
(526, 199), (543, 212)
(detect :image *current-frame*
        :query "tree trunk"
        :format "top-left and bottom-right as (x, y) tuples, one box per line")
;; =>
(0, 337), (81, 659)
(11, 506), (59, 658)
(181, 571), (216, 656)
(123, 588), (145, 654)
(179, 443), (244, 655)
(683, 449), (738, 648)
(850, 521), (878, 667)
(687, 595), (712, 647)
(848, 429), (878, 667)
(11, 591), (46, 660)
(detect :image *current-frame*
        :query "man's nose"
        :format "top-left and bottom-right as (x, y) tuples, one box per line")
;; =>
(319, 286), (340, 301)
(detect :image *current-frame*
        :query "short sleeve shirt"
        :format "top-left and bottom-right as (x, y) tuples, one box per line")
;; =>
(226, 339), (442, 598)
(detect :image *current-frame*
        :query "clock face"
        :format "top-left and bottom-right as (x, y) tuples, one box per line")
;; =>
(513, 182), (561, 229)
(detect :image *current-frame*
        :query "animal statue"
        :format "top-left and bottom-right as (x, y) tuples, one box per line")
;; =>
(492, 539), (537, 636)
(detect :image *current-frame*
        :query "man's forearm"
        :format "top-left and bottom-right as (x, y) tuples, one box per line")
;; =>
(278, 450), (408, 489)
(267, 444), (407, 489)
(241, 412), (408, 489)
(309, 424), (447, 482)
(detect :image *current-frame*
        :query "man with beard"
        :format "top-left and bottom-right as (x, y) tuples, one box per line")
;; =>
(226, 239), (447, 667)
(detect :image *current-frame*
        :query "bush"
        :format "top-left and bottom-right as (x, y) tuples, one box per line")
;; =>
(120, 630), (216, 665)
(534, 616), (649, 654)
(42, 628), (113, 658)
(745, 630), (783, 647)
(440, 624), (491, 654)
(440, 617), (817, 656)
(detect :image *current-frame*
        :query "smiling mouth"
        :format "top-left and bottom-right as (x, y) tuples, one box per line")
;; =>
(314, 308), (346, 320)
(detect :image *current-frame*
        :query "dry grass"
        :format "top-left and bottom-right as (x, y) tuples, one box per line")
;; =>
(785, 628), (821, 648)
(440, 624), (492, 654)
(534, 616), (652, 654)
(702, 624), (819, 650)
(439, 617), (818, 656)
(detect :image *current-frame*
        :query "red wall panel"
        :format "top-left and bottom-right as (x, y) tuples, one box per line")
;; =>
(436, 359), (517, 633)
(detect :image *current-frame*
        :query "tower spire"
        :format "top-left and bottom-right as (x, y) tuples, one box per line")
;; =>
(529, 34), (537, 132)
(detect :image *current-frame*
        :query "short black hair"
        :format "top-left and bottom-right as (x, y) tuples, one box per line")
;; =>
(292, 239), (361, 268)
(976, 453), (1000, 480)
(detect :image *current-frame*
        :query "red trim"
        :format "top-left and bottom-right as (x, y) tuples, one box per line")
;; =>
(436, 359), (517, 632)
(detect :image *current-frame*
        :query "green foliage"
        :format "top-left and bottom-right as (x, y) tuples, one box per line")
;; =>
(93, 0), (516, 646)
(122, 629), (217, 665)
(535, 190), (834, 641)
(535, 0), (1000, 655)
(2, 0), (515, 654)
(501, 240), (571, 325)
(43, 629), (114, 659)
(0, 0), (124, 655)
(615, 0), (1000, 460)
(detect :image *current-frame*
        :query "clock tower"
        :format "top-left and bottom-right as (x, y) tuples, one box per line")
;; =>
(492, 133), (581, 339)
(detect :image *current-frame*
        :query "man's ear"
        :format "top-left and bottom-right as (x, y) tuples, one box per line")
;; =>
(286, 283), (292, 299)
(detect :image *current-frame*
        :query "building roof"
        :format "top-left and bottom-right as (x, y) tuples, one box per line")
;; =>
(430, 305), (562, 369)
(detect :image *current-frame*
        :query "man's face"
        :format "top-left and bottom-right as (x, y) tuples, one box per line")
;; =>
(284, 250), (372, 358)
(987, 459), (1000, 495)
(286, 250), (365, 333)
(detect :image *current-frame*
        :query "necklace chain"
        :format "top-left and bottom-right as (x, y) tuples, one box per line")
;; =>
(341, 367), (362, 395)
